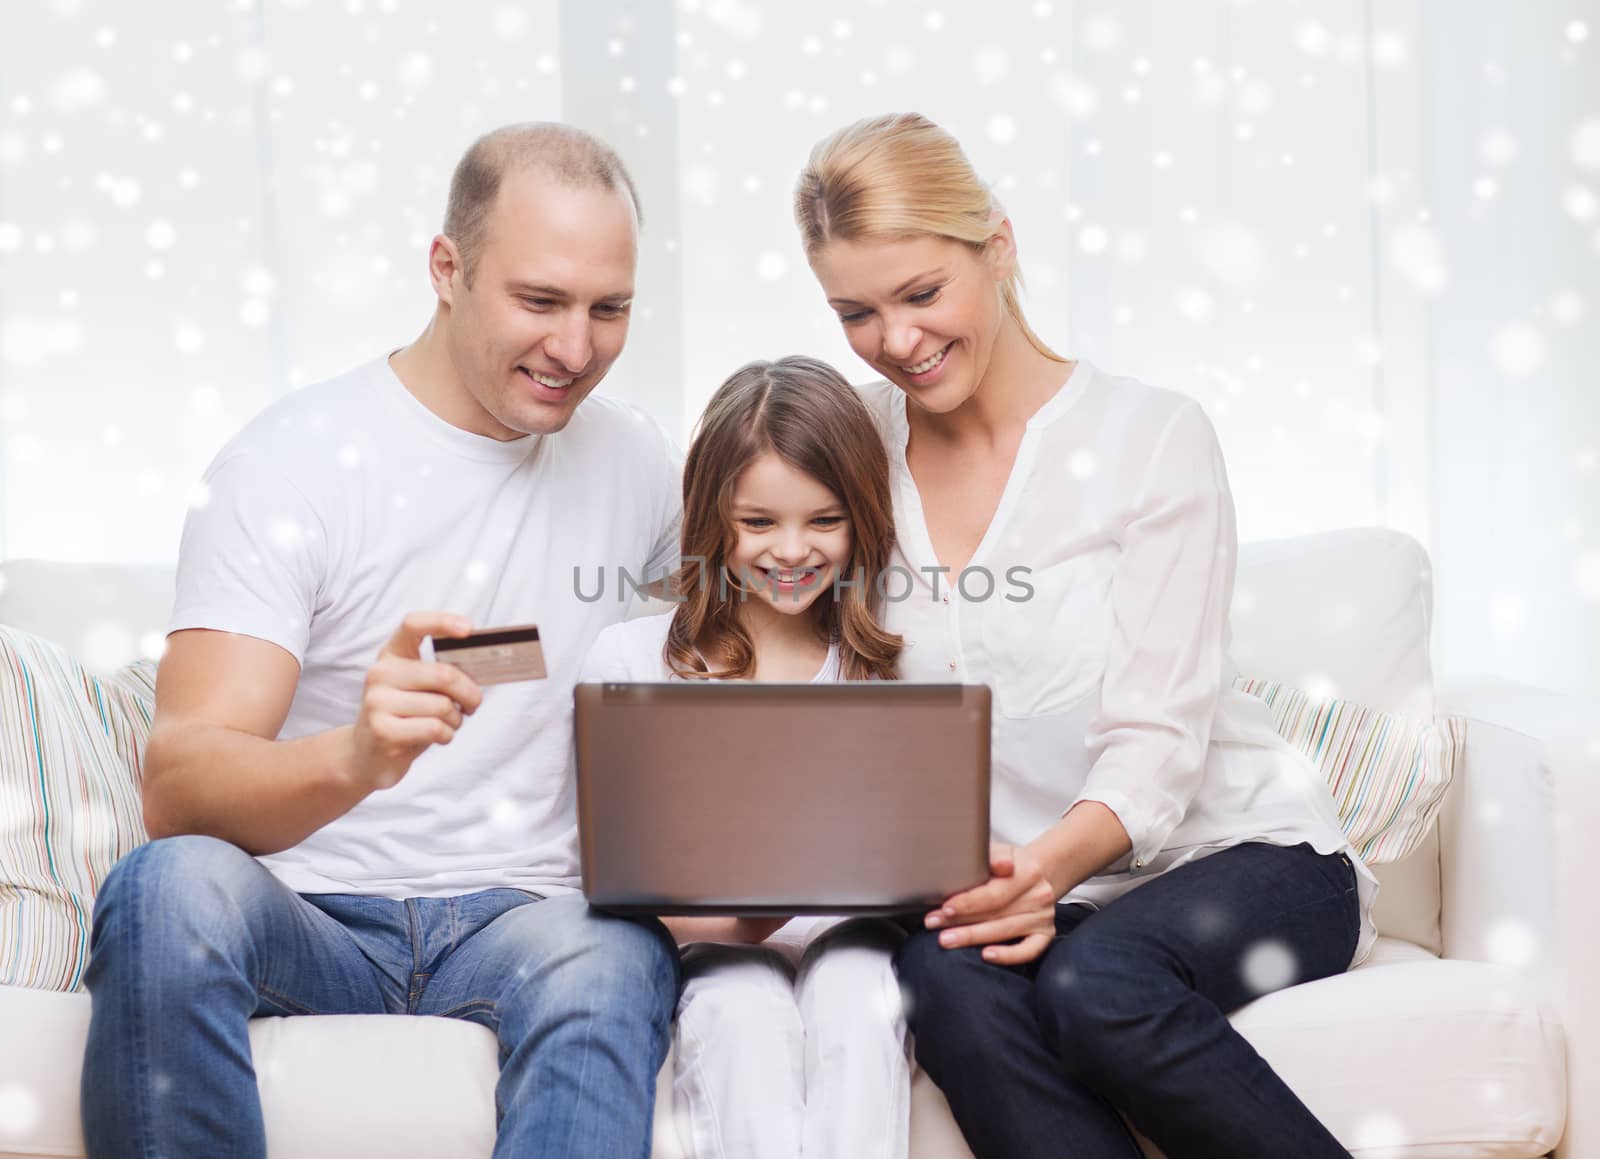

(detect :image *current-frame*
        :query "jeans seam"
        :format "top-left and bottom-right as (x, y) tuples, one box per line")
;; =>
(125, 866), (153, 1159)
(257, 982), (321, 1016)
(433, 997), (499, 1022)
(404, 898), (424, 1014)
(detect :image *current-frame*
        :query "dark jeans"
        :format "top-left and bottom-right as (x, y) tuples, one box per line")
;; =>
(896, 840), (1359, 1159)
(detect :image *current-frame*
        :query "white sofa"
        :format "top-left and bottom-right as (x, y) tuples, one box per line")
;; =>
(0, 528), (1591, 1158)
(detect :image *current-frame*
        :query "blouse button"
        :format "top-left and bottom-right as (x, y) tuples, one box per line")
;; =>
(942, 593), (950, 605)
(947, 659), (958, 671)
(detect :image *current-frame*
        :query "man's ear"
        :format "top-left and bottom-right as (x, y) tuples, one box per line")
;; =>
(427, 234), (463, 305)
(984, 220), (1018, 283)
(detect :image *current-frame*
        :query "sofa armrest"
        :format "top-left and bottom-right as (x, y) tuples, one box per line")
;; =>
(1435, 679), (1566, 973)
(1437, 677), (1596, 1159)
(1549, 725), (1600, 1159)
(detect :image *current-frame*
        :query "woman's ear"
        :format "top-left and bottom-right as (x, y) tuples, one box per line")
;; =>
(984, 219), (1018, 283)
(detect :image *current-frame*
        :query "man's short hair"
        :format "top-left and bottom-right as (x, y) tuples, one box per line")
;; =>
(442, 122), (642, 285)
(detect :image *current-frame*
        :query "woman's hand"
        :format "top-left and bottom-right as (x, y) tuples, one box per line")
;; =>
(924, 842), (1060, 966)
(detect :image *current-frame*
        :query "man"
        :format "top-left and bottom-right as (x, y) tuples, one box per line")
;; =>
(80, 123), (683, 1158)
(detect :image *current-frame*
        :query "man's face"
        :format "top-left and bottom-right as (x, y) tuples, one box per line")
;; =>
(442, 171), (637, 438)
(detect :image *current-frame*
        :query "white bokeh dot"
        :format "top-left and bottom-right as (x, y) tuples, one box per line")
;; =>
(1573, 117), (1600, 171)
(1490, 592), (1525, 638)
(0, 1084), (41, 1135)
(1480, 129), (1518, 167)
(756, 251), (786, 281)
(1489, 323), (1545, 377)
(81, 621), (136, 673)
(1295, 21), (1330, 55)
(145, 220), (176, 250)
(974, 47), (1009, 85)
(1388, 224), (1447, 294)
(1176, 288), (1214, 322)
(1241, 939), (1297, 994)
(1068, 450), (1097, 479)
(987, 114), (1016, 144)
(1352, 1114), (1408, 1151)
(1573, 550), (1600, 601)
(175, 322), (205, 355)
(1084, 17), (1119, 52)
(1077, 225), (1108, 255)
(1486, 918), (1538, 968)
(1564, 185), (1597, 222)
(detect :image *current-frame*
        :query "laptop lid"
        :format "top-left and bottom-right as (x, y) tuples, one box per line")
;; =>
(574, 681), (991, 915)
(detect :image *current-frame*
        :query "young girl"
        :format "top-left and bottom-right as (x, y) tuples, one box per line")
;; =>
(579, 355), (910, 1159)
(792, 113), (1378, 1158)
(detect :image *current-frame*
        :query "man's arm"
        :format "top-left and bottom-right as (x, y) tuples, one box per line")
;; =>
(143, 614), (482, 856)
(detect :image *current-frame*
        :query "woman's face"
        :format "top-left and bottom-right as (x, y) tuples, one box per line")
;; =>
(808, 233), (1011, 414)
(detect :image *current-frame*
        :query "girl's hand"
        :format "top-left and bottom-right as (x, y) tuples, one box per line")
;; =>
(924, 842), (1059, 966)
(732, 916), (792, 944)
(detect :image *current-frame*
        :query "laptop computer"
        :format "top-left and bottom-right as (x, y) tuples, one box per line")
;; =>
(574, 681), (991, 915)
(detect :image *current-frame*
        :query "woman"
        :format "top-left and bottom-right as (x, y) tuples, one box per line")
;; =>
(792, 112), (1377, 1158)
(580, 356), (910, 1159)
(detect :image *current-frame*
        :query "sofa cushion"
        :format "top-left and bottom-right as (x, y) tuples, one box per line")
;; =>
(0, 626), (154, 991)
(1, 938), (1562, 1159)
(1233, 530), (1444, 945)
(1236, 676), (1464, 864)
(1233, 529), (1435, 719)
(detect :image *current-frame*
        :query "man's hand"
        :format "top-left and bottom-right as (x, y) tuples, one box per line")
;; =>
(924, 842), (1060, 966)
(350, 612), (484, 791)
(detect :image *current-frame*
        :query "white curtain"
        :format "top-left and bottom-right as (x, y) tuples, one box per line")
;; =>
(2, 0), (1596, 699)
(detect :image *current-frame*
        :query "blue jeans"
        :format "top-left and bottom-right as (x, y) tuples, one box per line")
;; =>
(896, 840), (1360, 1159)
(80, 835), (679, 1159)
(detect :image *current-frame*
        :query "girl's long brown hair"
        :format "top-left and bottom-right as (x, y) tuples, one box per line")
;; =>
(666, 356), (902, 682)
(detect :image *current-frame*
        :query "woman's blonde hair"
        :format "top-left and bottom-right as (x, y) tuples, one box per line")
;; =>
(794, 112), (1065, 363)
(666, 357), (902, 683)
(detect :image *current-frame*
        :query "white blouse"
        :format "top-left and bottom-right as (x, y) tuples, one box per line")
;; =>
(861, 362), (1378, 965)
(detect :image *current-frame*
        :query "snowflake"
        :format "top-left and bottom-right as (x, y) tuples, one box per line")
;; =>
(1239, 938), (1297, 994)
(1489, 322), (1545, 377)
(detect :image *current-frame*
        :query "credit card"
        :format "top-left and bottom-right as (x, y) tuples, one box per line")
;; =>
(429, 625), (547, 685)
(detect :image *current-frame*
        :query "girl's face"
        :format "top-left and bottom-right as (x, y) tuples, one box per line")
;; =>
(725, 450), (854, 619)
(808, 232), (1012, 414)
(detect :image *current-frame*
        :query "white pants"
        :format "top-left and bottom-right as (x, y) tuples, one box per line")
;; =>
(671, 916), (910, 1159)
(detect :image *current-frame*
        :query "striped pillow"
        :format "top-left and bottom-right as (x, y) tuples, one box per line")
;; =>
(1, 625), (154, 991)
(1235, 676), (1463, 863)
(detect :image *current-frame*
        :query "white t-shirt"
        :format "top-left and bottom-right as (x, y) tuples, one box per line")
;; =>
(859, 362), (1378, 964)
(169, 355), (682, 898)
(580, 612), (841, 685)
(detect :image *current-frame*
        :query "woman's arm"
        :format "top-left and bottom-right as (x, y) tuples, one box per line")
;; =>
(931, 400), (1236, 963)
